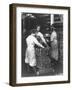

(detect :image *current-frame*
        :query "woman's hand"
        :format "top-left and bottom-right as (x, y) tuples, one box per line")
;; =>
(41, 45), (45, 49)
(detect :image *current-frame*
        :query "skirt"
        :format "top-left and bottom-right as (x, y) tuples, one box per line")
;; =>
(25, 47), (36, 67)
(50, 40), (58, 61)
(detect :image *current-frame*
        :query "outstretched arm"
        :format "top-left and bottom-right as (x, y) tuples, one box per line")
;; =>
(34, 37), (44, 48)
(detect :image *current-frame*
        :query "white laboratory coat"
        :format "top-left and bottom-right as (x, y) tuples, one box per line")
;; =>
(25, 34), (44, 67)
(50, 31), (58, 61)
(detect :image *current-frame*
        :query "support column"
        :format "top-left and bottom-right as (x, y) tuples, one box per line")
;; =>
(51, 14), (54, 25)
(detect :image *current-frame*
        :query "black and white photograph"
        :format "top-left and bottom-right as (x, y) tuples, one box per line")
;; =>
(21, 13), (63, 77)
(9, 4), (70, 86)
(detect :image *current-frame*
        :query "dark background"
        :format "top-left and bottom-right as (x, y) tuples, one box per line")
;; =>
(21, 13), (63, 77)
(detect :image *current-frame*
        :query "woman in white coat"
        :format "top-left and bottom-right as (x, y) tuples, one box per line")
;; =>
(25, 29), (44, 75)
(36, 25), (47, 44)
(50, 26), (58, 61)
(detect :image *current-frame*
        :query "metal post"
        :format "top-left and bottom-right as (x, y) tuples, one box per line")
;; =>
(51, 14), (54, 25)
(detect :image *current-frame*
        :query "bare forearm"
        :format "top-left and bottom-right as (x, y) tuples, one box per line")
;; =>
(37, 43), (44, 48)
